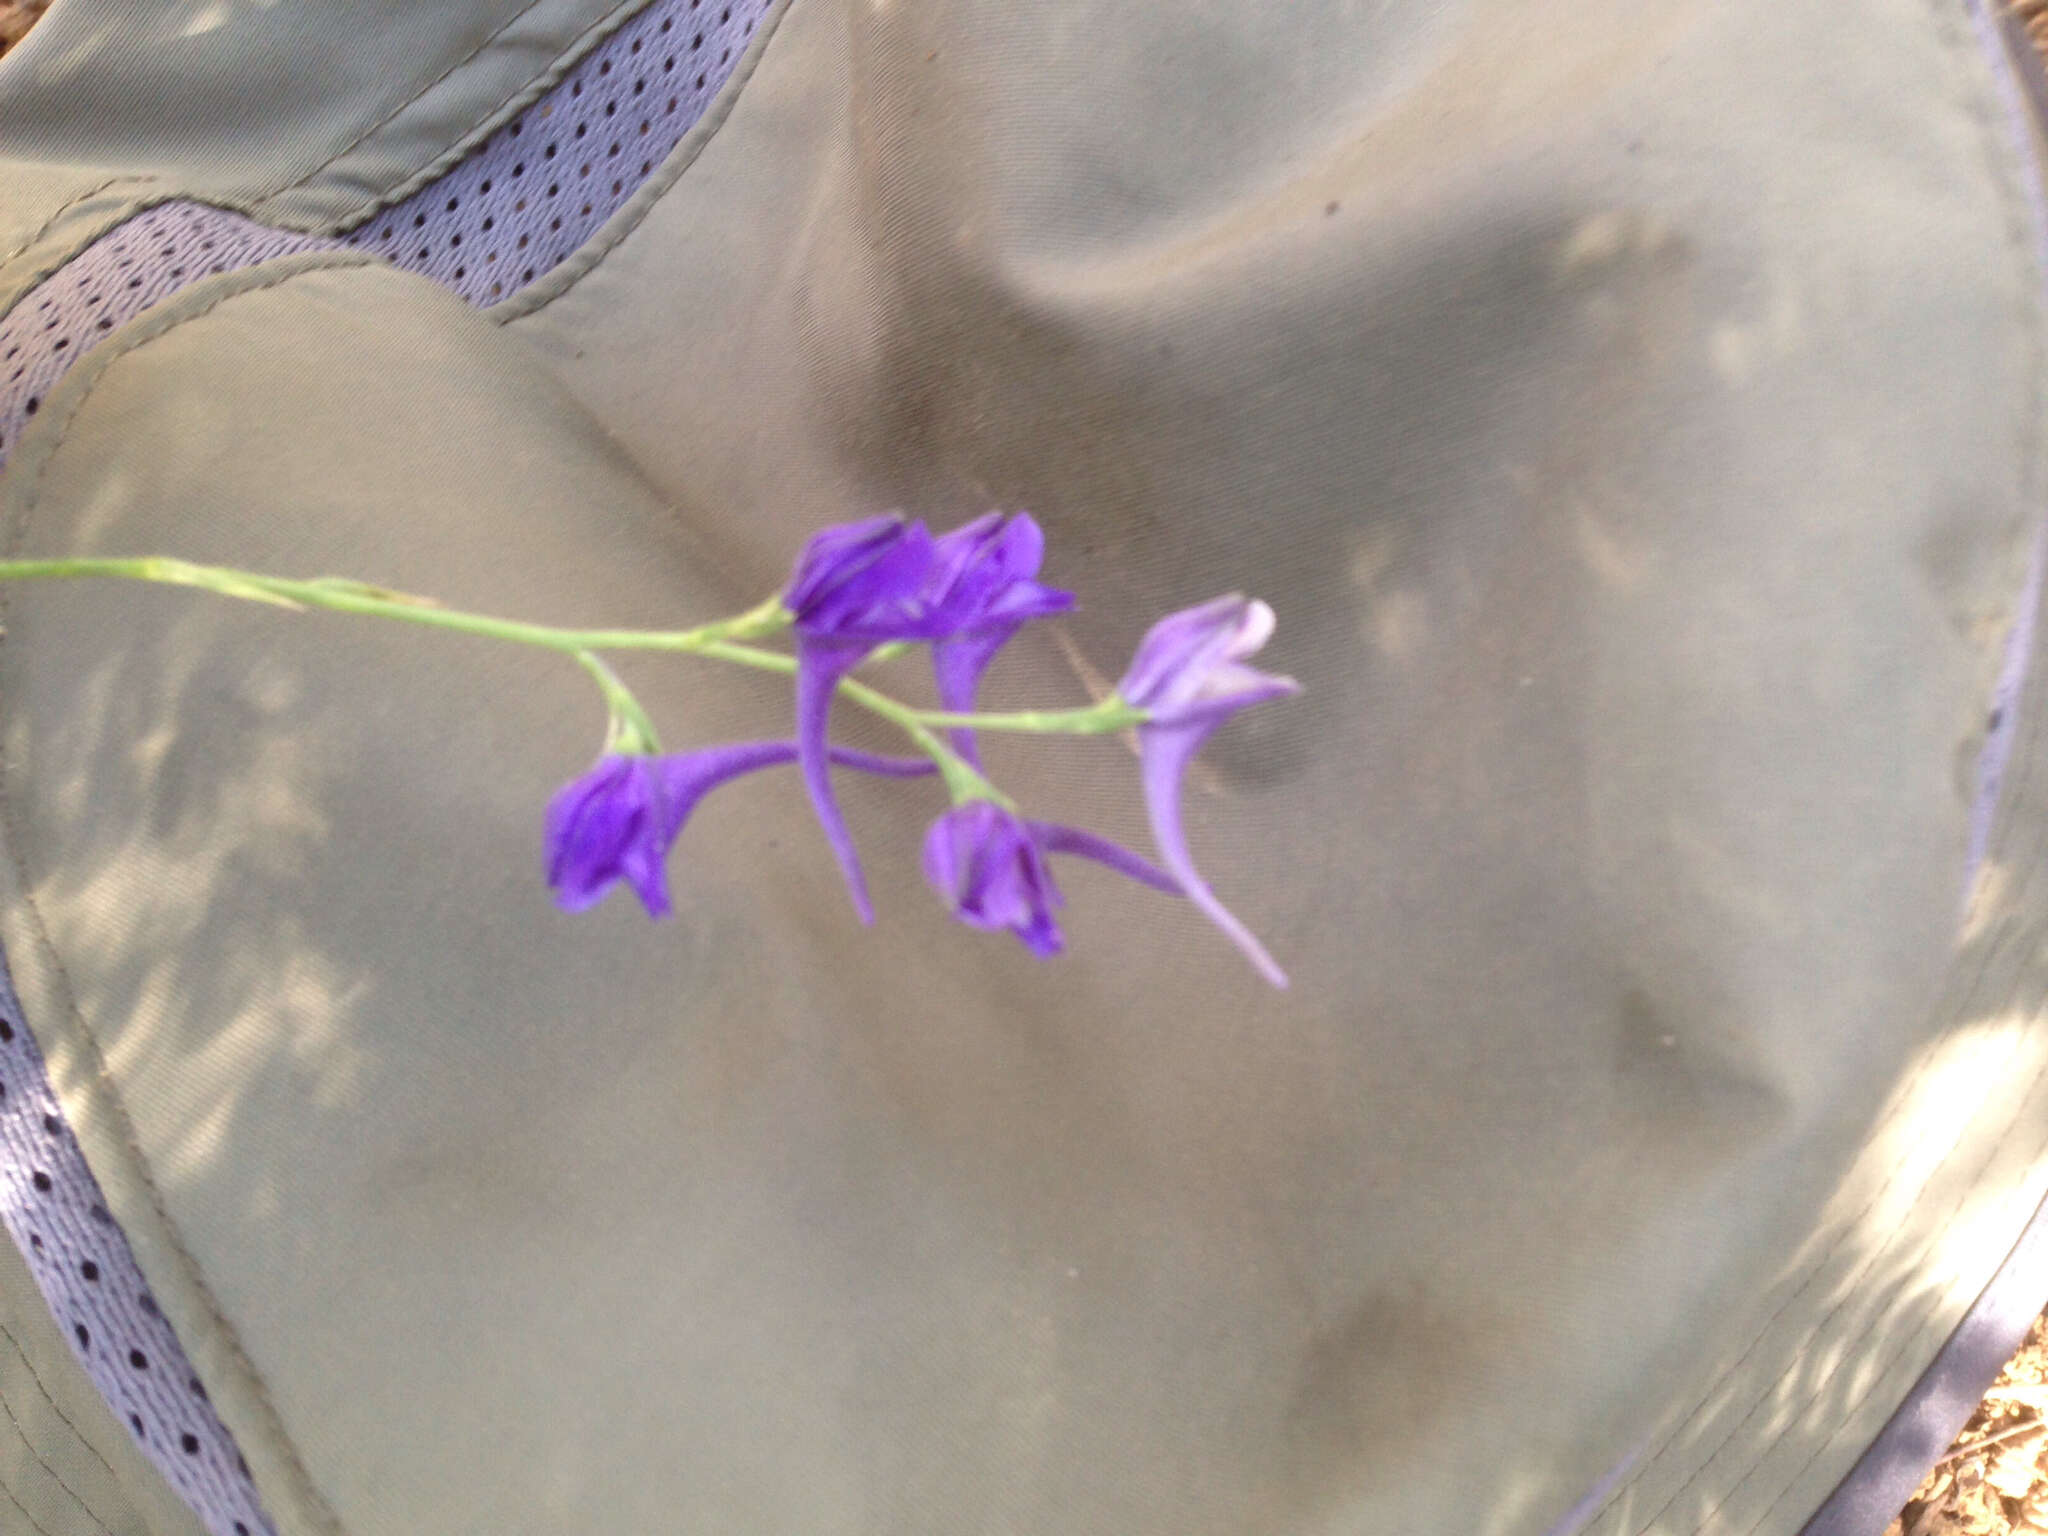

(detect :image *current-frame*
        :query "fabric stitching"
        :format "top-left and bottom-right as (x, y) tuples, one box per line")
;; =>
(493, 0), (788, 319)
(0, 1471), (60, 1536)
(0, 1389), (113, 1536)
(0, 256), (370, 1536)
(0, 178), (157, 272)
(255, 0), (641, 203)
(0, 1321), (120, 1482)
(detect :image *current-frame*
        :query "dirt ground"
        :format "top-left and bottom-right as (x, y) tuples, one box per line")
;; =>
(4, 0), (2048, 1531)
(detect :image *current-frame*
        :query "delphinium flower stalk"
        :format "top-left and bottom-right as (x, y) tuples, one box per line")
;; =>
(0, 516), (1299, 985)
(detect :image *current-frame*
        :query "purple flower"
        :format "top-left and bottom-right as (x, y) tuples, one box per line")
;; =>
(1118, 596), (1300, 988)
(545, 743), (933, 918)
(922, 800), (1181, 959)
(785, 515), (946, 922)
(923, 512), (1075, 764)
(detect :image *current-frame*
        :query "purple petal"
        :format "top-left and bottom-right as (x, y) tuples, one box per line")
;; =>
(543, 756), (676, 918)
(796, 639), (882, 922)
(922, 801), (1066, 958)
(1136, 719), (1290, 988)
(1027, 820), (1182, 895)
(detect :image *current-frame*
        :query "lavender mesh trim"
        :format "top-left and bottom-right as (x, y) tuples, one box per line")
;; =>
(0, 0), (778, 1520)
(339, 0), (772, 304)
(0, 991), (275, 1536)
(0, 202), (337, 475)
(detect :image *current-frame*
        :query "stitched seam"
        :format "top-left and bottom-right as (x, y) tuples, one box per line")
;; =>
(493, 0), (789, 319)
(0, 178), (157, 271)
(0, 1390), (112, 1536)
(0, 1321), (120, 1483)
(0, 1471), (60, 1536)
(0, 256), (367, 1536)
(1568, 31), (2048, 1536)
(255, 0), (644, 204)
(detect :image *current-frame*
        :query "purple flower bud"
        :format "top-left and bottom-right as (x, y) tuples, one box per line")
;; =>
(923, 513), (1075, 765)
(922, 802), (1182, 959)
(1118, 596), (1300, 988)
(545, 743), (933, 918)
(923, 801), (1066, 957)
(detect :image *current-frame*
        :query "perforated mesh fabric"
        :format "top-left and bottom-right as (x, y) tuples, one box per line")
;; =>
(0, 201), (335, 475)
(0, 986), (275, 1536)
(339, 0), (772, 304)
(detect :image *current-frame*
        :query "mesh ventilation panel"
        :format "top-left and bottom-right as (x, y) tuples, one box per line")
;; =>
(0, 989), (276, 1536)
(340, 0), (773, 304)
(0, 201), (335, 475)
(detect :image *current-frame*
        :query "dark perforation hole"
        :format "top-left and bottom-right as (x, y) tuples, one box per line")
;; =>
(611, 177), (624, 194)
(73, 1322), (88, 1348)
(446, 196), (459, 212)
(480, 178), (494, 193)
(26, 1233), (41, 1252)
(482, 217), (495, 231)
(517, 234), (530, 249)
(608, 143), (621, 158)
(189, 1375), (208, 1401)
(641, 160), (653, 176)
(31, 1169), (51, 1191)
(209, 264), (225, 275)
(721, 46), (730, 61)
(237, 1453), (252, 1480)
(605, 101), (618, 117)
(510, 119), (523, 136)
(180, 1433), (200, 1456)
(633, 79), (645, 95)
(512, 162), (526, 177)
(129, 1348), (148, 1370)
(96, 318), (113, 331)
(0, 1018), (11, 1041)
(40, 1113), (58, 1134)
(454, 267), (465, 280)
(632, 36), (643, 53)
(571, 79), (583, 96)
(418, 248), (431, 261)
(550, 217), (563, 232)
(547, 182), (560, 197)
(696, 72), (707, 87)
(693, 32), (703, 49)
(662, 15), (673, 30)
(24, 397), (37, 416)
(667, 94), (679, 111)
(599, 59), (611, 75)
(663, 57), (673, 72)
(1, 346), (12, 360)
(580, 162), (592, 178)
(721, 5), (730, 17)
(138, 1292), (158, 1315)
(640, 120), (651, 135)
(576, 123), (588, 140)
(90, 1204), (111, 1224)
(0, 1075), (8, 1095)
(130, 1413), (144, 1437)
(80, 1260), (98, 1282)
(523, 266), (536, 282)
(582, 201), (595, 216)
(201, 237), (216, 250)
(544, 143), (557, 159)
(491, 281), (503, 296)
(413, 213), (426, 228)
(236, 1526), (249, 1536)
(51, 336), (67, 352)
(450, 233), (462, 248)
(169, 267), (186, 280)
(515, 197), (528, 212)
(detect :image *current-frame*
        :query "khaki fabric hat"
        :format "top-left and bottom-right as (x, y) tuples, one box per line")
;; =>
(1, 2), (2047, 1533)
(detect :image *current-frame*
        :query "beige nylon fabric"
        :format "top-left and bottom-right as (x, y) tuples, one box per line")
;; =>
(2, 1), (2048, 1534)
